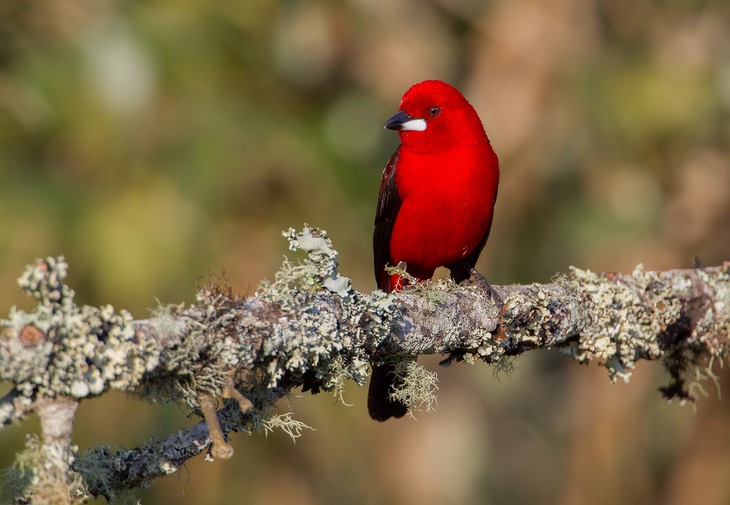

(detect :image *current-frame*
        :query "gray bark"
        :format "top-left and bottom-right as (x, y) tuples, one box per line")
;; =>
(0, 227), (728, 501)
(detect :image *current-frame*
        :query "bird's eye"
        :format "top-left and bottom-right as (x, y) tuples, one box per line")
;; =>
(428, 106), (441, 118)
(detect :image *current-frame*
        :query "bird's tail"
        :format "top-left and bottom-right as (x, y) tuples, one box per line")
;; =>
(367, 363), (408, 421)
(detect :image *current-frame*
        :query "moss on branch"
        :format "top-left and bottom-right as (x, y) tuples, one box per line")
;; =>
(0, 226), (728, 502)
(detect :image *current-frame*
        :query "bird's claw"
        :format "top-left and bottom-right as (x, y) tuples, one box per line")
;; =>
(467, 267), (504, 307)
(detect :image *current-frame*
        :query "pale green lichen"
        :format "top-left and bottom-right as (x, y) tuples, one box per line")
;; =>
(0, 257), (160, 405)
(390, 361), (439, 418)
(695, 267), (730, 352)
(141, 293), (239, 409)
(501, 289), (553, 346)
(72, 440), (177, 501)
(148, 301), (188, 336)
(2, 229), (727, 503)
(327, 356), (355, 406)
(262, 412), (315, 442)
(563, 265), (682, 382)
(685, 356), (723, 401)
(253, 226), (396, 397)
(131, 226), (397, 433)
(72, 445), (118, 500)
(659, 266), (730, 402)
(1, 434), (87, 505)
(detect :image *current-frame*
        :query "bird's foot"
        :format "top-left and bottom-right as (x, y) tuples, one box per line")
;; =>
(467, 267), (504, 307)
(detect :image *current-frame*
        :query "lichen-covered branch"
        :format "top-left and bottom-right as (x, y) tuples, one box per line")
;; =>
(0, 226), (728, 502)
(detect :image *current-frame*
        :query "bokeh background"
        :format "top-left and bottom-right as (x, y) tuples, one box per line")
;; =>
(1, 0), (730, 503)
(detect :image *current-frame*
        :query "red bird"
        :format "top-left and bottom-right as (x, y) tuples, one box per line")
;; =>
(368, 80), (500, 421)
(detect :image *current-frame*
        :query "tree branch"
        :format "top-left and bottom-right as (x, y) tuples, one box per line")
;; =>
(1, 226), (728, 502)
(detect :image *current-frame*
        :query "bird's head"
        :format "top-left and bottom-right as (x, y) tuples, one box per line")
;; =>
(384, 80), (488, 153)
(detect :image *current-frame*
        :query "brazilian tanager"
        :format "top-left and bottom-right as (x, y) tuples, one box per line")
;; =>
(368, 80), (500, 421)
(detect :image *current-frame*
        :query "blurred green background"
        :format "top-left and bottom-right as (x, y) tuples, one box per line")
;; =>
(1, 0), (730, 503)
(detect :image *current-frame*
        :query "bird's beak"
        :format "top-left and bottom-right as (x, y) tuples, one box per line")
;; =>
(384, 110), (427, 132)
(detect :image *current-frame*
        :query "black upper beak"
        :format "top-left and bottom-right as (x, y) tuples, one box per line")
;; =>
(384, 110), (413, 130)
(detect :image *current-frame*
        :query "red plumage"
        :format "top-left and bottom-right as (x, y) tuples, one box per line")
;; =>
(368, 80), (500, 421)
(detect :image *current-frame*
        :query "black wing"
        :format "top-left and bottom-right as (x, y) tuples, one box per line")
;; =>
(369, 148), (410, 421)
(373, 147), (402, 291)
(447, 187), (498, 283)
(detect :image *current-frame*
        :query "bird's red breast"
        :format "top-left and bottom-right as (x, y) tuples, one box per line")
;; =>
(389, 143), (498, 278)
